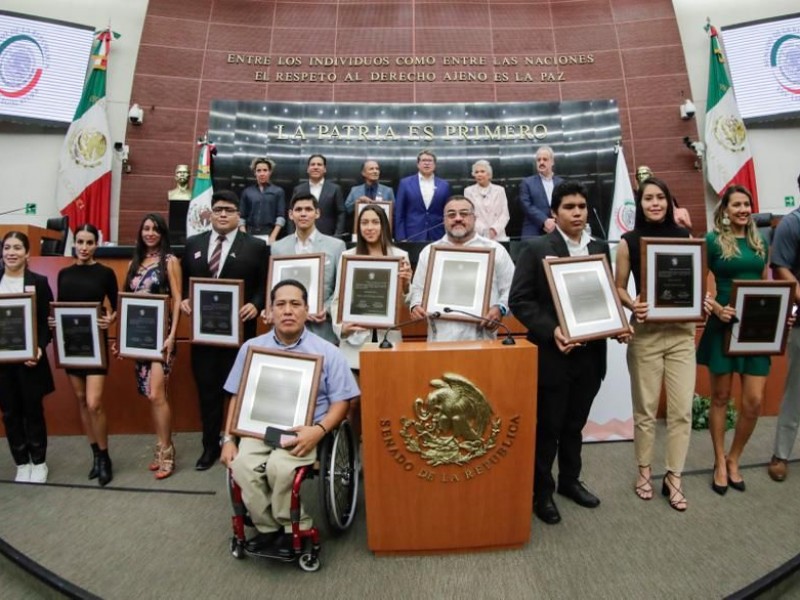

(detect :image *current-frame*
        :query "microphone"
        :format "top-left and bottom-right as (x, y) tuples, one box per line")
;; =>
(401, 221), (445, 242)
(379, 311), (441, 349)
(442, 307), (515, 345)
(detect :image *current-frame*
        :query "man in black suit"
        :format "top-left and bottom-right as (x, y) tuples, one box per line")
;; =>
(290, 154), (345, 238)
(510, 181), (627, 524)
(180, 190), (269, 470)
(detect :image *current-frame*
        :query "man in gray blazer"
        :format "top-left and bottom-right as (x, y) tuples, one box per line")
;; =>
(345, 159), (396, 214)
(270, 193), (345, 344)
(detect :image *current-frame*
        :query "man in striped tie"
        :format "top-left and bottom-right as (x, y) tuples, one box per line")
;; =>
(181, 190), (269, 471)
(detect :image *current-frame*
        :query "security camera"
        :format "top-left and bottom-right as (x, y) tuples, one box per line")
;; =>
(128, 103), (144, 125)
(680, 98), (696, 120)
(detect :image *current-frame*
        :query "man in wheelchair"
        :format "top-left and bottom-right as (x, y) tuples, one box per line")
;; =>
(220, 279), (359, 557)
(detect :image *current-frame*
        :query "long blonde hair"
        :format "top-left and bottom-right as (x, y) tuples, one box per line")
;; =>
(712, 185), (766, 260)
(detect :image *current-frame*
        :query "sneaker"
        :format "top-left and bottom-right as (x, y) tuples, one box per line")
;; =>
(29, 463), (48, 484)
(15, 463), (31, 483)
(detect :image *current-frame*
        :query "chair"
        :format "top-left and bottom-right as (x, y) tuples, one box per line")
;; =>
(227, 420), (360, 571)
(41, 216), (70, 256)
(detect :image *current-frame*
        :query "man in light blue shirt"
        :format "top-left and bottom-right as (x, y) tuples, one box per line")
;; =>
(221, 279), (359, 556)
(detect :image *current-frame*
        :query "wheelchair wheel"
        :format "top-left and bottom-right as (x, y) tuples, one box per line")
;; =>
(317, 420), (359, 532)
(298, 552), (321, 572)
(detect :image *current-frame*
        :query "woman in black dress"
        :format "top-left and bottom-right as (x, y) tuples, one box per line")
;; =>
(54, 224), (118, 486)
(0, 231), (55, 483)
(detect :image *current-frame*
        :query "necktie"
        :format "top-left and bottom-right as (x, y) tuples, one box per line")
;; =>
(208, 235), (225, 278)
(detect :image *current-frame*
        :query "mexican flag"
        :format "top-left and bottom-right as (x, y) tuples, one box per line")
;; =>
(704, 23), (759, 211)
(608, 146), (636, 251)
(56, 29), (116, 242)
(186, 136), (215, 237)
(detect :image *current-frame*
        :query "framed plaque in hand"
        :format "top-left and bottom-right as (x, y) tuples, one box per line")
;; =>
(640, 238), (707, 322)
(51, 302), (106, 369)
(0, 293), (37, 363)
(725, 280), (795, 356)
(336, 255), (402, 328)
(543, 255), (629, 343)
(267, 254), (325, 315)
(422, 246), (494, 321)
(189, 278), (243, 347)
(118, 293), (169, 361)
(230, 348), (322, 439)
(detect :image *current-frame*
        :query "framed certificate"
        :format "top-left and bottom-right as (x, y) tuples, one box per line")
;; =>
(640, 238), (707, 322)
(117, 293), (169, 361)
(51, 302), (106, 369)
(725, 281), (795, 356)
(230, 347), (322, 439)
(267, 254), (325, 315)
(353, 199), (394, 241)
(421, 246), (494, 321)
(544, 255), (629, 343)
(189, 278), (243, 347)
(336, 255), (402, 328)
(0, 293), (37, 363)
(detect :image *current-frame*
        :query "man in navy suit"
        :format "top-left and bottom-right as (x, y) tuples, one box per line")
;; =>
(518, 146), (564, 238)
(290, 154), (345, 238)
(180, 190), (269, 470)
(394, 150), (452, 241)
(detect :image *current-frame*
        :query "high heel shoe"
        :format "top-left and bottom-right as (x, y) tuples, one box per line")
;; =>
(661, 471), (687, 512)
(155, 443), (175, 480)
(634, 465), (653, 500)
(711, 464), (728, 496)
(148, 443), (162, 472)
(97, 453), (113, 487)
(88, 453), (100, 480)
(726, 458), (746, 492)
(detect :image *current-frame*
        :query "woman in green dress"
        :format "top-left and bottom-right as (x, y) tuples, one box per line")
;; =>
(697, 185), (769, 495)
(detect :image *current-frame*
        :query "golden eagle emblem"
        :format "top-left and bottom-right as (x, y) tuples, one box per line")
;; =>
(712, 115), (746, 153)
(399, 373), (501, 466)
(68, 127), (107, 168)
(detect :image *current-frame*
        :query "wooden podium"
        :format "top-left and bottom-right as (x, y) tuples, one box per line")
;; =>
(0, 224), (63, 256)
(360, 339), (537, 554)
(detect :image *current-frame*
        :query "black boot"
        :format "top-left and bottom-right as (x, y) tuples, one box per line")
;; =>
(97, 450), (113, 487)
(88, 444), (100, 480)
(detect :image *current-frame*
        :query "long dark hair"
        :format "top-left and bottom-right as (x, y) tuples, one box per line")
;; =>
(634, 177), (676, 229)
(355, 205), (393, 255)
(125, 213), (172, 293)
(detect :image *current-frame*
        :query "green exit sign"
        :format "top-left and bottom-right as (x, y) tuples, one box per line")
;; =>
(24, 203), (36, 214)
(786, 196), (796, 208)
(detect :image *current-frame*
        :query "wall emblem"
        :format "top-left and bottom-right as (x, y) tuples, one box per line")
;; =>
(399, 373), (501, 467)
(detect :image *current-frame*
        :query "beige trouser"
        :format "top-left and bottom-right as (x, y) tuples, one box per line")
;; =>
(627, 321), (695, 473)
(231, 437), (317, 533)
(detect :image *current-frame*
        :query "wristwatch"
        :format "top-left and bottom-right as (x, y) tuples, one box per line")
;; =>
(221, 434), (236, 446)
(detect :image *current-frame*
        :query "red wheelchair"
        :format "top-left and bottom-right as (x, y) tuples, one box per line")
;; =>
(227, 420), (359, 571)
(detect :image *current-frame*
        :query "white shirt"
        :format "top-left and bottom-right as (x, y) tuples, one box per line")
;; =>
(309, 179), (324, 201)
(207, 229), (235, 274)
(555, 226), (592, 257)
(293, 229), (319, 254)
(410, 234), (514, 342)
(542, 176), (555, 202)
(0, 272), (24, 294)
(418, 173), (435, 209)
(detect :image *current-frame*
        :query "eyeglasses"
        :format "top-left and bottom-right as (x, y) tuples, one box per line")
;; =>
(445, 210), (474, 219)
(212, 206), (238, 215)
